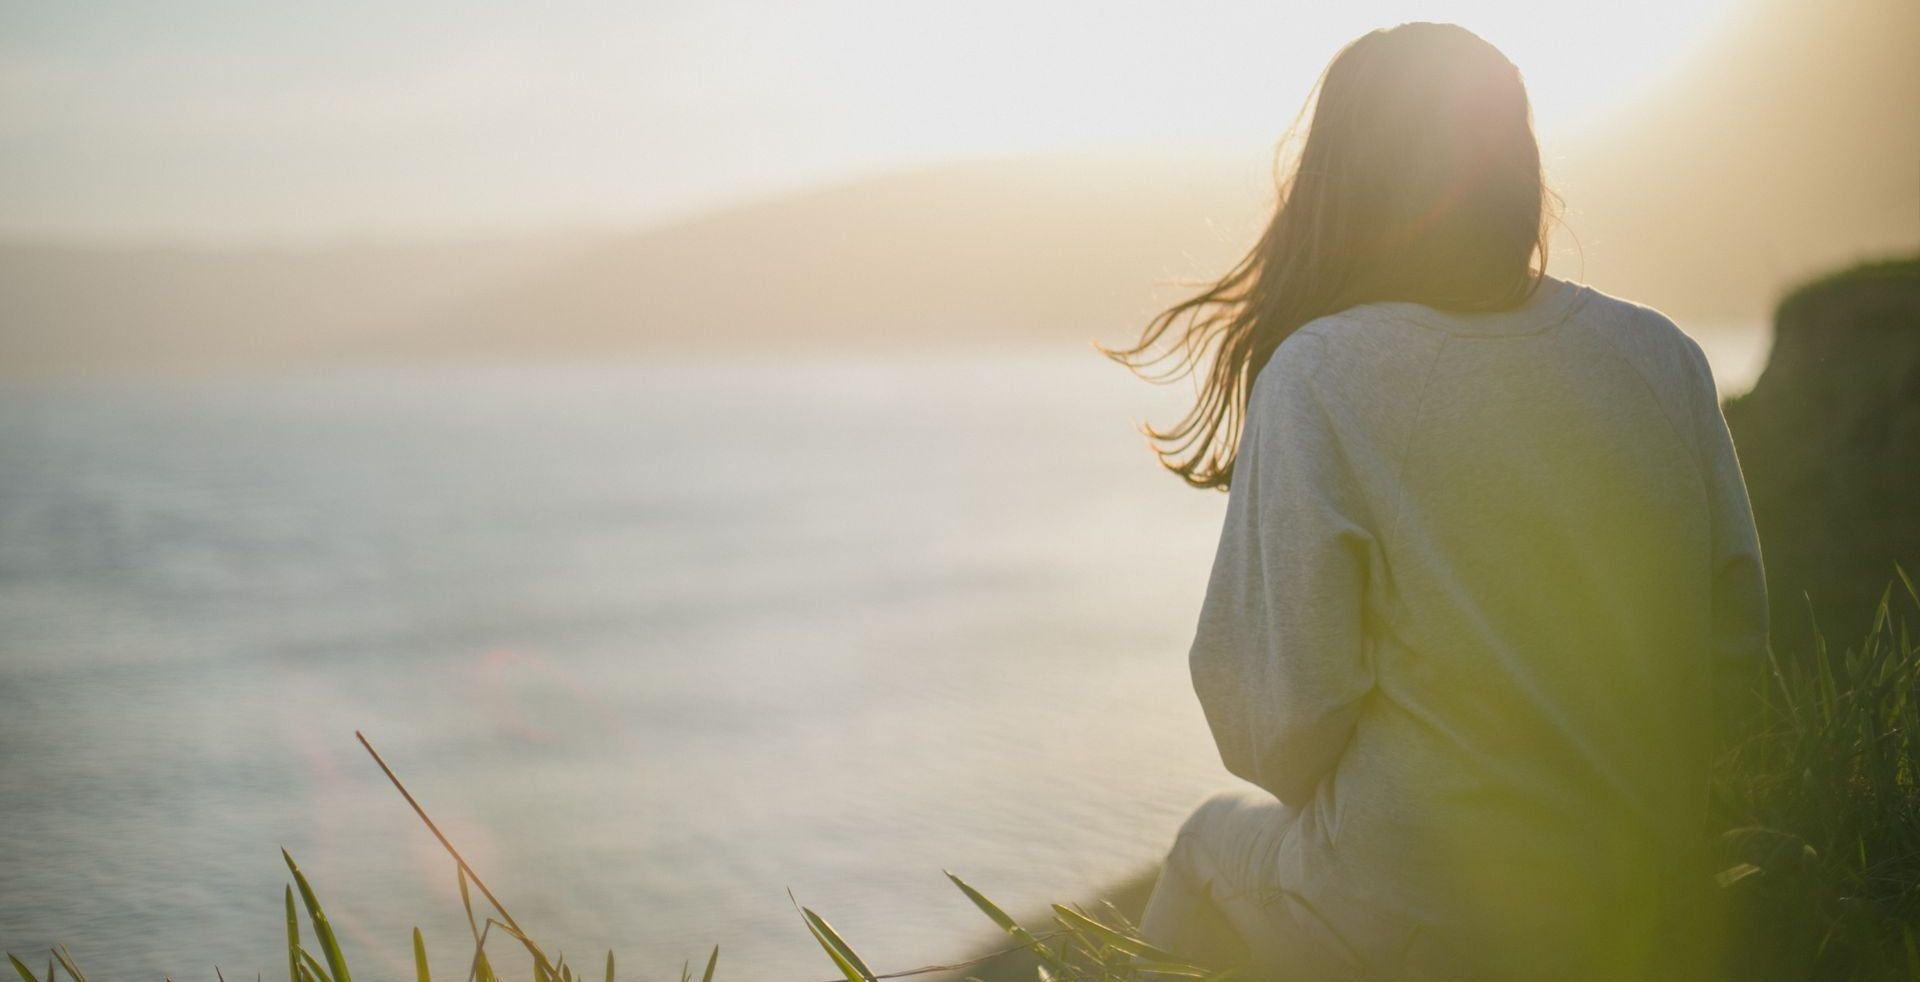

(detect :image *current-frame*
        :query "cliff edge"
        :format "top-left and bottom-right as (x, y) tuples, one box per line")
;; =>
(1724, 254), (1920, 654)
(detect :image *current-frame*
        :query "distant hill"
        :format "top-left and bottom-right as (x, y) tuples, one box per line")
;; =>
(0, 0), (1911, 377)
(379, 151), (1271, 357)
(0, 153), (1272, 376)
(0, 235), (602, 377)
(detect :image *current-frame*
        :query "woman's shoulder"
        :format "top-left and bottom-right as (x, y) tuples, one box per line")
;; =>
(1266, 305), (1450, 398)
(1565, 282), (1718, 390)
(1572, 282), (1690, 339)
(1251, 309), (1450, 450)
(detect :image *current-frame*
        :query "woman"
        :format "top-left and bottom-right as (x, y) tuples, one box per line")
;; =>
(1106, 22), (1771, 982)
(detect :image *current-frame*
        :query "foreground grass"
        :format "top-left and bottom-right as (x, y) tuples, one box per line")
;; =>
(10, 576), (1920, 982)
(1710, 572), (1920, 981)
(6, 737), (1230, 982)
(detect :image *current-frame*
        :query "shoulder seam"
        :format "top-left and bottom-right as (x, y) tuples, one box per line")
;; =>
(1592, 319), (1713, 496)
(1258, 328), (1333, 399)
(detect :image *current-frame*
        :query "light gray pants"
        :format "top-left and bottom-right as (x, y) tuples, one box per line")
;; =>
(1140, 789), (1723, 982)
(1138, 788), (1364, 980)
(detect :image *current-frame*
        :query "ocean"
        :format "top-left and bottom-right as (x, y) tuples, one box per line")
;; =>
(0, 331), (1768, 978)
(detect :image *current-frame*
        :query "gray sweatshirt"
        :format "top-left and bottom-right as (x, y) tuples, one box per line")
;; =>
(1188, 274), (1770, 978)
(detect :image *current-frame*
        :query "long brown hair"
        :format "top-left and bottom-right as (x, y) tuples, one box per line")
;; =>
(1104, 22), (1558, 490)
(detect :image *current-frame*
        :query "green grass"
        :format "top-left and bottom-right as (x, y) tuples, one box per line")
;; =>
(1709, 569), (1920, 981)
(9, 576), (1919, 981)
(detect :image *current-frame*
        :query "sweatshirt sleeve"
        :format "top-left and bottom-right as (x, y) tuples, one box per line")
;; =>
(1189, 332), (1377, 808)
(1684, 340), (1771, 752)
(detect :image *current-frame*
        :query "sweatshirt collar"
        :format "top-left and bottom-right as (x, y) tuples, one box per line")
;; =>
(1349, 275), (1589, 337)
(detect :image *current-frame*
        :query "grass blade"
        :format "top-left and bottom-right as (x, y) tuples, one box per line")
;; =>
(1051, 903), (1187, 962)
(412, 928), (430, 982)
(699, 946), (718, 982)
(466, 919), (498, 982)
(946, 871), (1045, 948)
(788, 890), (873, 982)
(475, 916), (557, 979)
(356, 733), (523, 935)
(801, 918), (867, 982)
(806, 908), (876, 981)
(1129, 962), (1215, 977)
(284, 886), (301, 982)
(1715, 862), (1763, 888)
(50, 947), (82, 982)
(282, 850), (352, 982)
(297, 950), (333, 982)
(7, 954), (39, 982)
(454, 867), (499, 982)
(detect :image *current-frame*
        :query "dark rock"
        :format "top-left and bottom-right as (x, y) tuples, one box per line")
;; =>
(1723, 254), (1920, 656)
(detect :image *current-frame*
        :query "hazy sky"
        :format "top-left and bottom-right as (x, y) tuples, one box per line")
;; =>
(0, 1), (1735, 246)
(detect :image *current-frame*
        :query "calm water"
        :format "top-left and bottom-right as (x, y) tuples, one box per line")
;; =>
(0, 332), (1767, 978)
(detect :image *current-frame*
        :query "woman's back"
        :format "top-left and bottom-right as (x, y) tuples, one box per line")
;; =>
(1184, 275), (1769, 978)
(1120, 22), (1770, 980)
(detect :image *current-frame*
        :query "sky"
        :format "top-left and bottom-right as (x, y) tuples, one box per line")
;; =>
(0, 0), (1737, 247)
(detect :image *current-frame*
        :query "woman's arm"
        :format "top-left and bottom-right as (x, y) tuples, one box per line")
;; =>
(1188, 332), (1377, 808)
(1684, 340), (1771, 754)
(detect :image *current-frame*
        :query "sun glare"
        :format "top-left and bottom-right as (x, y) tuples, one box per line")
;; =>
(1446, 0), (1738, 132)
(0, 0), (1745, 243)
